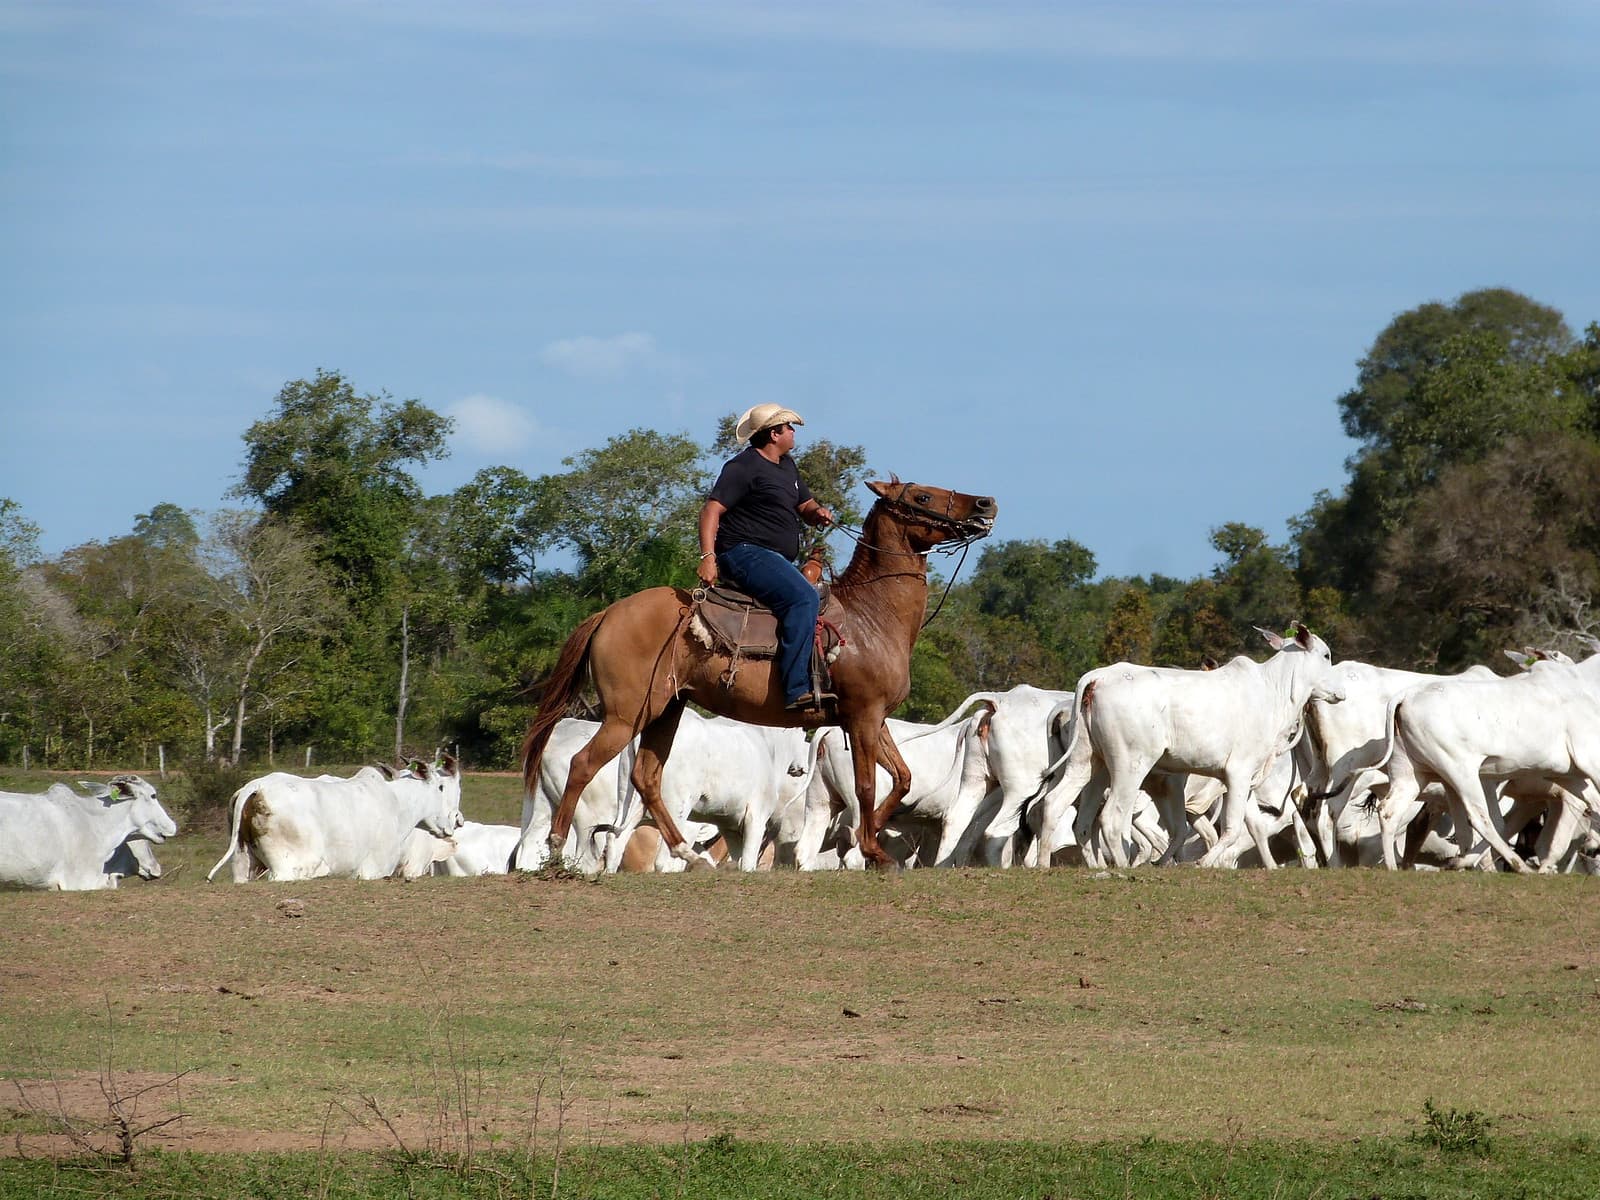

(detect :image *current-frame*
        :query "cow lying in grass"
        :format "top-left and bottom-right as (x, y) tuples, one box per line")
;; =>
(0, 776), (177, 891)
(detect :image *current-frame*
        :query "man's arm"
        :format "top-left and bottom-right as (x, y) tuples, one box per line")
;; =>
(697, 499), (725, 585)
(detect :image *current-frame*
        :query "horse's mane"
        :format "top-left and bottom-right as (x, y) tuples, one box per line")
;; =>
(831, 497), (927, 591)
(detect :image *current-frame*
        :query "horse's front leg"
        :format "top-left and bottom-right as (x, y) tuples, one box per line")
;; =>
(868, 724), (916, 864)
(845, 719), (896, 867)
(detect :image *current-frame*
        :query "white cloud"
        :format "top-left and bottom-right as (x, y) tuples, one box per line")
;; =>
(448, 393), (539, 453)
(539, 331), (659, 380)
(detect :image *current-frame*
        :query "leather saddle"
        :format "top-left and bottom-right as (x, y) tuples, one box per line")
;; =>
(690, 582), (846, 666)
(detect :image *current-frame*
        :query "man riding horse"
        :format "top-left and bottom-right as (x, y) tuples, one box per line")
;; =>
(520, 421), (996, 869)
(697, 403), (836, 712)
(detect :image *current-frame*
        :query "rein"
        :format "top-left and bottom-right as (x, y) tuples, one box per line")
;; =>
(825, 493), (989, 628)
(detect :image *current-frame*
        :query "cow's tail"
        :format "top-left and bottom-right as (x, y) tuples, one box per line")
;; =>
(1026, 680), (1096, 808)
(204, 781), (257, 882)
(521, 609), (608, 797)
(899, 692), (1004, 741)
(1307, 694), (1404, 805)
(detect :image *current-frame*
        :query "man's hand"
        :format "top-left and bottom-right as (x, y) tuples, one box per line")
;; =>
(802, 501), (834, 527)
(697, 555), (718, 586)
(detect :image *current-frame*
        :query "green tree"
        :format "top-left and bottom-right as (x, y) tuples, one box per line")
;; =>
(441, 467), (553, 590)
(1151, 579), (1238, 667)
(1373, 435), (1600, 668)
(963, 538), (1099, 682)
(1207, 523), (1303, 640)
(1298, 289), (1580, 599)
(132, 503), (200, 552)
(0, 501), (52, 762)
(199, 511), (345, 764)
(1565, 321), (1600, 436)
(1336, 287), (1571, 450)
(236, 370), (453, 611)
(1100, 584), (1155, 664)
(538, 428), (709, 601)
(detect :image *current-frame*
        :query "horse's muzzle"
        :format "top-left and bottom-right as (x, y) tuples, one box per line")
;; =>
(962, 496), (998, 537)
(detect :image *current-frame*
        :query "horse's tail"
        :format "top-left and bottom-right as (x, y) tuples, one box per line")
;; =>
(521, 610), (607, 796)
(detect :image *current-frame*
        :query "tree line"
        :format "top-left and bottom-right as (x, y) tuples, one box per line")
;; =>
(2, 287), (1597, 773)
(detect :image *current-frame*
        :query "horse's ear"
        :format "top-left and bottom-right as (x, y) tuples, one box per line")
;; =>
(867, 480), (891, 499)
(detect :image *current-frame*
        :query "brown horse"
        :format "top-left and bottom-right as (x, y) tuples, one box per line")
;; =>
(520, 479), (997, 868)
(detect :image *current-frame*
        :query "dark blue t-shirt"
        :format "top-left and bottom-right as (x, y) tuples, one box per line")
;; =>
(708, 447), (814, 561)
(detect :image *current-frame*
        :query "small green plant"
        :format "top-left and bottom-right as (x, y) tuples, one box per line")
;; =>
(1410, 1097), (1493, 1155)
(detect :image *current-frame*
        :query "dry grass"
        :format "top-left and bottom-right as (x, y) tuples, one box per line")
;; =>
(3, 822), (1599, 1155)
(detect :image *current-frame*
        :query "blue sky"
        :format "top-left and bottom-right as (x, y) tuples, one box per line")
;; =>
(2, 1), (1596, 579)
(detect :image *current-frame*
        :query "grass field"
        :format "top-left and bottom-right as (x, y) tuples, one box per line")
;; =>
(3, 769), (1598, 1196)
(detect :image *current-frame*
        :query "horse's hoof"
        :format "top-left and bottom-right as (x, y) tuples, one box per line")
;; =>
(670, 843), (717, 871)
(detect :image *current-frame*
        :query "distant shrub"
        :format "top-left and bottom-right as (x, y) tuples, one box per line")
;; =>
(165, 759), (253, 827)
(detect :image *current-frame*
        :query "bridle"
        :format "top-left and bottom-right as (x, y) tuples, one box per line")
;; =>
(877, 481), (996, 547)
(826, 482), (995, 626)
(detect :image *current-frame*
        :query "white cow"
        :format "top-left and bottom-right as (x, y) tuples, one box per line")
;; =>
(437, 822), (522, 876)
(909, 686), (1073, 866)
(613, 711), (812, 871)
(1032, 624), (1345, 869)
(104, 836), (164, 884)
(516, 714), (809, 872)
(0, 776), (178, 891)
(1304, 660), (1498, 865)
(1184, 738), (1321, 869)
(515, 719), (640, 873)
(790, 713), (992, 869)
(393, 823), (529, 878)
(1329, 659), (1600, 872)
(393, 828), (460, 879)
(206, 757), (465, 882)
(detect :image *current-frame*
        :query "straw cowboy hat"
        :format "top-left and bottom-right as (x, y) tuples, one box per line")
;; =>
(735, 403), (804, 444)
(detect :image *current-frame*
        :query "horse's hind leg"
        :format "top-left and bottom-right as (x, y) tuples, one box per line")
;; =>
(549, 718), (636, 857)
(631, 699), (712, 870)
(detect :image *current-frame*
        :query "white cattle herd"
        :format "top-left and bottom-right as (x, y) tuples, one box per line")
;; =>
(5, 626), (1600, 890)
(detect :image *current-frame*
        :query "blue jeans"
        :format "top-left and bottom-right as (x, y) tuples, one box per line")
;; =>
(717, 543), (820, 704)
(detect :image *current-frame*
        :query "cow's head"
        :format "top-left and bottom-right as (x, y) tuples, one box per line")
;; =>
(403, 755), (465, 835)
(1256, 622), (1344, 705)
(86, 775), (178, 843)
